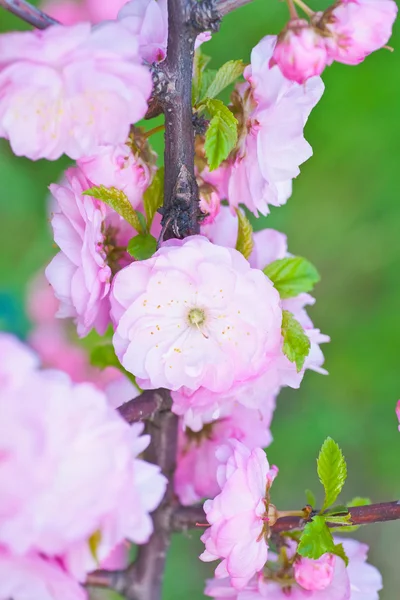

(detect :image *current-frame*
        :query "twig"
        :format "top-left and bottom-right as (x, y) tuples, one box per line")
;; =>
(117, 388), (172, 424)
(0, 0), (58, 28)
(171, 501), (400, 533)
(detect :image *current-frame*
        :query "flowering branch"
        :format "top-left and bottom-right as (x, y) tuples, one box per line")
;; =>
(171, 501), (400, 533)
(0, 0), (58, 28)
(117, 388), (172, 424)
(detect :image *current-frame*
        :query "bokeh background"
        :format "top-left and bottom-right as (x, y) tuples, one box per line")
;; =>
(0, 1), (399, 598)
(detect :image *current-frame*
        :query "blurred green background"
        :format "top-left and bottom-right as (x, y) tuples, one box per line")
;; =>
(0, 1), (399, 598)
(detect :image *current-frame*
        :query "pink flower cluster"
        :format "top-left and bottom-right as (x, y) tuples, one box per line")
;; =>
(0, 19), (151, 160)
(271, 0), (397, 84)
(222, 36), (324, 216)
(205, 538), (382, 599)
(0, 333), (166, 600)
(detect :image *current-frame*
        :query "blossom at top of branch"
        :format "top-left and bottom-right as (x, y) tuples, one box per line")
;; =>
(111, 235), (283, 393)
(226, 36), (324, 216)
(0, 20), (151, 160)
(200, 440), (278, 589)
(205, 538), (382, 599)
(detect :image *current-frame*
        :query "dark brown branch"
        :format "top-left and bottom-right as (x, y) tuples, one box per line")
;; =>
(217, 0), (254, 16)
(159, 0), (200, 240)
(117, 388), (172, 424)
(0, 0), (58, 28)
(172, 501), (400, 533)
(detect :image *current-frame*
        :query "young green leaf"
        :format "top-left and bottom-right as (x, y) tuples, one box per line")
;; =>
(127, 234), (157, 261)
(281, 310), (310, 372)
(90, 344), (140, 391)
(204, 60), (245, 100)
(193, 49), (212, 103)
(235, 209), (254, 260)
(305, 489), (317, 507)
(317, 437), (348, 511)
(203, 99), (238, 171)
(143, 168), (164, 228)
(332, 542), (349, 566)
(263, 256), (320, 299)
(297, 516), (335, 560)
(83, 185), (145, 234)
(347, 497), (371, 507)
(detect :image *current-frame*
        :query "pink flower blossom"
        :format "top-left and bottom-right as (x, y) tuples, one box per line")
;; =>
(0, 22), (151, 160)
(324, 0), (398, 66)
(396, 400), (400, 430)
(294, 554), (336, 591)
(227, 36), (323, 216)
(200, 441), (278, 589)
(0, 332), (39, 391)
(111, 235), (283, 393)
(271, 20), (328, 85)
(40, 0), (92, 24)
(45, 166), (136, 337)
(205, 538), (382, 599)
(0, 549), (86, 600)
(175, 401), (275, 505)
(118, 0), (169, 63)
(0, 366), (166, 580)
(78, 142), (154, 209)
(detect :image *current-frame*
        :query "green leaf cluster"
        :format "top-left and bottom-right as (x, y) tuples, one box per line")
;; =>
(202, 99), (238, 171)
(83, 185), (145, 234)
(281, 310), (310, 372)
(264, 257), (320, 299)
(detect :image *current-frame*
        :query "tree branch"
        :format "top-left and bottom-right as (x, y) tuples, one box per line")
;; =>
(113, 393), (179, 600)
(171, 501), (400, 533)
(159, 0), (200, 241)
(0, 0), (58, 28)
(117, 388), (172, 424)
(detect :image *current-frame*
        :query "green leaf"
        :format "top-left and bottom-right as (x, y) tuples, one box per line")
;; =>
(333, 542), (349, 566)
(281, 310), (310, 372)
(83, 185), (145, 234)
(297, 516), (335, 560)
(193, 49), (212, 103)
(317, 437), (348, 511)
(204, 60), (245, 100)
(263, 257), (320, 299)
(204, 99), (238, 171)
(143, 168), (164, 228)
(200, 69), (218, 100)
(90, 344), (141, 391)
(324, 514), (351, 525)
(127, 234), (157, 260)
(305, 489), (316, 507)
(347, 497), (371, 507)
(235, 209), (254, 260)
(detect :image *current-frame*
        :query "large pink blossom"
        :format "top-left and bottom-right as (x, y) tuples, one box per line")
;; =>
(227, 36), (323, 216)
(0, 21), (151, 160)
(0, 365), (166, 579)
(175, 400), (275, 505)
(118, 0), (168, 63)
(0, 549), (86, 600)
(111, 235), (283, 393)
(45, 166), (137, 337)
(200, 441), (278, 589)
(77, 142), (154, 209)
(205, 538), (381, 599)
(324, 0), (397, 66)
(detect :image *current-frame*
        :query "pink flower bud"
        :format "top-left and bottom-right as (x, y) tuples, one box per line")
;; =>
(294, 554), (336, 591)
(270, 20), (328, 84)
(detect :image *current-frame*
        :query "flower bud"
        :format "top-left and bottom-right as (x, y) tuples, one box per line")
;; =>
(294, 554), (336, 591)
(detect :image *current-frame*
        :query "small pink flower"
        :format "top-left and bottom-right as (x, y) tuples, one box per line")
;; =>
(78, 143), (155, 210)
(111, 235), (283, 393)
(200, 441), (278, 589)
(175, 401), (274, 505)
(118, 0), (169, 63)
(228, 36), (323, 216)
(324, 0), (397, 66)
(0, 365), (166, 580)
(0, 549), (86, 600)
(294, 554), (336, 591)
(45, 166), (136, 337)
(0, 22), (151, 160)
(271, 20), (328, 84)
(199, 190), (221, 225)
